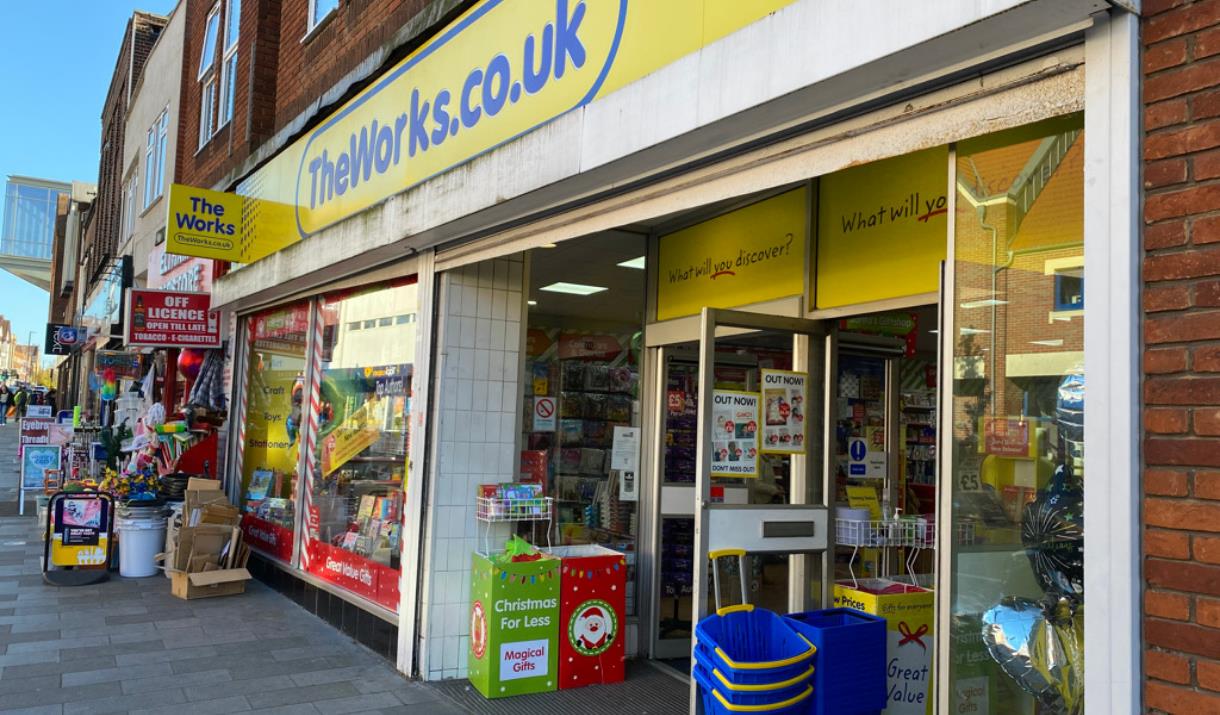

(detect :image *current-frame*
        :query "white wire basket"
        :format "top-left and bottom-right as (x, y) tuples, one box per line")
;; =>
(476, 496), (554, 523)
(835, 518), (977, 550)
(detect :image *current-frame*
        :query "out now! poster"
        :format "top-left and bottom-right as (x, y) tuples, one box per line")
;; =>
(760, 369), (807, 454)
(711, 390), (760, 478)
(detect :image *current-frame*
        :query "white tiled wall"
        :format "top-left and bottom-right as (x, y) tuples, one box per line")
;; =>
(420, 255), (525, 681)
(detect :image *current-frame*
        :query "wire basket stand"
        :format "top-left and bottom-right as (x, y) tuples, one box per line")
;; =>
(835, 516), (976, 588)
(475, 496), (554, 555)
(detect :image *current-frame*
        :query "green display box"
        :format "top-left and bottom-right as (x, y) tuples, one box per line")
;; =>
(468, 551), (561, 699)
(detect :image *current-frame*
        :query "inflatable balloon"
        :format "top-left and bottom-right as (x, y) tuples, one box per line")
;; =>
(982, 596), (1083, 714)
(177, 349), (206, 380)
(1021, 476), (1084, 598)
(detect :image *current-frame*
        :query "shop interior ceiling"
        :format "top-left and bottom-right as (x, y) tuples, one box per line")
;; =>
(528, 230), (646, 325)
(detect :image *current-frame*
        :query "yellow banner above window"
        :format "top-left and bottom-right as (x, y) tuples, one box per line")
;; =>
(215, 0), (798, 265)
(815, 147), (948, 309)
(655, 188), (806, 322)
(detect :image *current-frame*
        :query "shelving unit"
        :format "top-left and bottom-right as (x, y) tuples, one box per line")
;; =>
(475, 495), (554, 554)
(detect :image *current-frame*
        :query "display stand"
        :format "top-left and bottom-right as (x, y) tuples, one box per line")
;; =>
(475, 495), (554, 554)
(835, 517), (975, 587)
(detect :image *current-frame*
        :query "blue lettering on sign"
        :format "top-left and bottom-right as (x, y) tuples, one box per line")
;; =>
(849, 439), (867, 462)
(300, 0), (623, 220)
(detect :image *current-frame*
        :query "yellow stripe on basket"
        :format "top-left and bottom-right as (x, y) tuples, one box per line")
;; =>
(711, 685), (814, 712)
(712, 665), (814, 692)
(716, 604), (755, 616)
(714, 634), (816, 670)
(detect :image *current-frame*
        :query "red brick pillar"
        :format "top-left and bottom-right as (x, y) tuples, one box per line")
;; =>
(1142, 1), (1220, 711)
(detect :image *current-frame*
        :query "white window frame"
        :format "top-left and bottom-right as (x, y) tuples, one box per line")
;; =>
(144, 108), (169, 210)
(219, 0), (240, 128)
(122, 173), (138, 241)
(198, 2), (222, 148)
(307, 0), (339, 35)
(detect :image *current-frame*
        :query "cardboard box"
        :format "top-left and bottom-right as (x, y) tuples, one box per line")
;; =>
(170, 567), (252, 600)
(468, 552), (560, 699)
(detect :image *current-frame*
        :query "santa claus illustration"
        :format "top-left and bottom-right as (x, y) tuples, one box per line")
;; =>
(571, 602), (615, 654)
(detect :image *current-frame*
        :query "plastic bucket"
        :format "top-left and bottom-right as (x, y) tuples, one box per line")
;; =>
(117, 516), (167, 578)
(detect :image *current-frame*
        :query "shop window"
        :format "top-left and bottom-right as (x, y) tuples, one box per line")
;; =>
(948, 115), (1084, 714)
(304, 279), (418, 612)
(523, 235), (646, 615)
(238, 302), (310, 564)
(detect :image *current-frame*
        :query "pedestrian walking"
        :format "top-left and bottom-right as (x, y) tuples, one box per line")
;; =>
(13, 386), (27, 418)
(0, 384), (9, 425)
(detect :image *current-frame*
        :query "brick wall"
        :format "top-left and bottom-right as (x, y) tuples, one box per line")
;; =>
(1142, 1), (1220, 712)
(85, 12), (165, 285)
(178, 0), (464, 192)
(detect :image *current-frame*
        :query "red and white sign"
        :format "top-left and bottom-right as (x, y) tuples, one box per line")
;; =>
(533, 397), (556, 432)
(983, 418), (1033, 459)
(126, 289), (221, 348)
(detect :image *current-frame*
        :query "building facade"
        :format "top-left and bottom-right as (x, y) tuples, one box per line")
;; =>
(88, 0), (1220, 712)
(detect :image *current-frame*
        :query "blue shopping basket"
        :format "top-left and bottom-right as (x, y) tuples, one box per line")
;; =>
(784, 608), (886, 715)
(694, 549), (817, 691)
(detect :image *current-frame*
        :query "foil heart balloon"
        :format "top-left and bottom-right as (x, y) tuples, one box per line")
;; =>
(982, 596), (1083, 714)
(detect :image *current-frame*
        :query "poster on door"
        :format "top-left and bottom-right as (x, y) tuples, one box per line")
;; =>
(711, 390), (760, 478)
(760, 369), (807, 454)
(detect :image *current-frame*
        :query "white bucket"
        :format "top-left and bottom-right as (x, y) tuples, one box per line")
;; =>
(117, 516), (168, 578)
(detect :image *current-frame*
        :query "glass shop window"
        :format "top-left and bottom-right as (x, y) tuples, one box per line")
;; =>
(948, 115), (1085, 714)
(303, 279), (418, 611)
(238, 302), (310, 563)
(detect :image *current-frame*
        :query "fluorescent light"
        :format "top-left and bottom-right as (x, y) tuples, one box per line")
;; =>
(540, 282), (607, 296)
(527, 300), (537, 306)
(540, 243), (557, 248)
(617, 256), (646, 270)
(928, 329), (939, 334)
(960, 299), (1008, 309)
(959, 327), (991, 335)
(1029, 339), (1063, 347)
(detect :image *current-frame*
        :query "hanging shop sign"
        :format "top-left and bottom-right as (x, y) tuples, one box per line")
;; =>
(125, 289), (222, 349)
(816, 146), (948, 309)
(710, 390), (760, 478)
(44, 324), (84, 355)
(80, 256), (132, 341)
(164, 183), (250, 261)
(94, 350), (143, 381)
(167, 0), (799, 264)
(656, 188), (806, 321)
(760, 369), (807, 455)
(839, 312), (920, 357)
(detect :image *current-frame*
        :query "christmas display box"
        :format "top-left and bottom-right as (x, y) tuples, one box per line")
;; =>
(468, 551), (560, 699)
(834, 579), (934, 715)
(549, 545), (627, 689)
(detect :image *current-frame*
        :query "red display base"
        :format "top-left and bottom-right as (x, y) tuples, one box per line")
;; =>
(241, 514), (294, 563)
(305, 540), (399, 611)
(555, 547), (627, 689)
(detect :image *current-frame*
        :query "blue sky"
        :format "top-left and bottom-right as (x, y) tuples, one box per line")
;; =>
(0, 0), (178, 355)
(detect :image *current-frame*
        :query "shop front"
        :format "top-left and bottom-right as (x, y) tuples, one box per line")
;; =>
(193, 0), (1137, 711)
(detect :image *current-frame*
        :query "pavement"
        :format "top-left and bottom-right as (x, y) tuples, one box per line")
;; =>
(0, 422), (688, 714)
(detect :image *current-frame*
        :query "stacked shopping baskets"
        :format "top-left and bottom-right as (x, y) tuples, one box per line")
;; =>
(692, 550), (816, 714)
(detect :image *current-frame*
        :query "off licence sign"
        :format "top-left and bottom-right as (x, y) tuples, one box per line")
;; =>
(126, 289), (221, 348)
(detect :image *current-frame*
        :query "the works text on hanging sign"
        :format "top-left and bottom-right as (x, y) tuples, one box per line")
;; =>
(125, 289), (222, 349)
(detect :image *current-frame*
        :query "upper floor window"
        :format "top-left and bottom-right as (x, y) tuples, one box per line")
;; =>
(309, 0), (339, 34)
(198, 3), (222, 148)
(122, 174), (138, 240)
(219, 0), (240, 126)
(144, 108), (169, 209)
(198, 5), (221, 79)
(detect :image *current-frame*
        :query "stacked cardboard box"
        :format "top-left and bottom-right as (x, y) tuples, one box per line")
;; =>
(163, 479), (252, 600)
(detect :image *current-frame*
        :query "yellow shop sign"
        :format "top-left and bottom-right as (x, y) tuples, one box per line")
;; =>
(656, 188), (806, 321)
(213, 0), (798, 264)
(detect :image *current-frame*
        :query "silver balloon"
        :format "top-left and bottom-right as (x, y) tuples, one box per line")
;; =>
(981, 596), (1083, 714)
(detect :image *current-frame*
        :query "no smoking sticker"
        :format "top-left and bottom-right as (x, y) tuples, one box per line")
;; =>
(534, 397), (556, 432)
